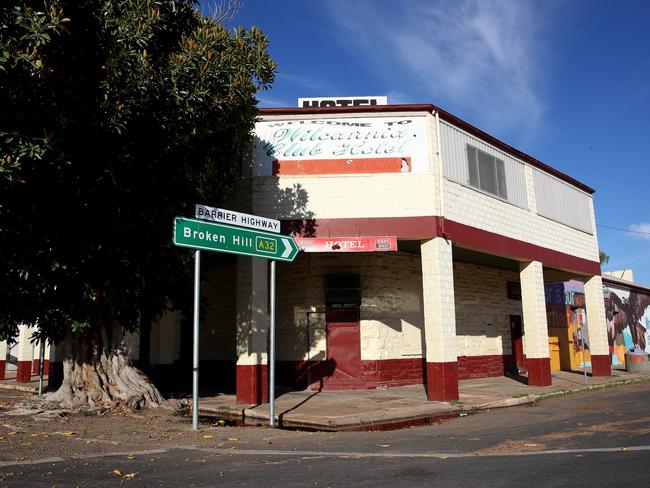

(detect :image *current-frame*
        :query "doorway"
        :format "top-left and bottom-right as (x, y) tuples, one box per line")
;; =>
(509, 315), (526, 374)
(323, 274), (361, 390)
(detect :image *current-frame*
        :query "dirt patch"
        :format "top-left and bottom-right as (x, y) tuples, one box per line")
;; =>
(0, 398), (308, 463)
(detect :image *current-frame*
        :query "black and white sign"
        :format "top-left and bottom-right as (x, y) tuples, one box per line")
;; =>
(298, 96), (387, 108)
(195, 205), (281, 233)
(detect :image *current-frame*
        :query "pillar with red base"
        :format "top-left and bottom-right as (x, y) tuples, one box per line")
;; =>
(584, 274), (611, 376)
(520, 261), (552, 386)
(235, 257), (270, 405)
(16, 324), (34, 383)
(0, 341), (7, 381)
(421, 238), (459, 401)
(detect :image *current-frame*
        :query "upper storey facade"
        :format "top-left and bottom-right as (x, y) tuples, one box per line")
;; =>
(251, 104), (600, 271)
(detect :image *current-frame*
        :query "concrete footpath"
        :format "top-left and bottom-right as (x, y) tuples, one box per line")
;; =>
(198, 368), (650, 431)
(2, 368), (647, 431)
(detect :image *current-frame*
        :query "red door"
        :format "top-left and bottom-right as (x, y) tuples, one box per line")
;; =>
(324, 309), (360, 390)
(510, 315), (526, 374)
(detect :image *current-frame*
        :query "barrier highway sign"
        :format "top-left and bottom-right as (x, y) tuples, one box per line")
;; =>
(195, 204), (280, 233)
(173, 217), (299, 262)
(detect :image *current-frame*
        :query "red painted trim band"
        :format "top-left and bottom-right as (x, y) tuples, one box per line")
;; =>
(526, 357), (552, 386)
(441, 219), (601, 276)
(591, 355), (612, 376)
(282, 216), (438, 240)
(16, 360), (32, 383)
(236, 364), (268, 405)
(273, 157), (411, 176)
(283, 216), (600, 276)
(426, 362), (459, 401)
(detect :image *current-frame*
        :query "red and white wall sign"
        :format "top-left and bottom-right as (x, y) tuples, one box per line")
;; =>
(295, 236), (398, 253)
(253, 116), (428, 175)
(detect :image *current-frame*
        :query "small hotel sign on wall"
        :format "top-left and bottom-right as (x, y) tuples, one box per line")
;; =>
(295, 236), (398, 253)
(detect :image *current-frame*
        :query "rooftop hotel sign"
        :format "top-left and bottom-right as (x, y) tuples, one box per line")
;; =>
(253, 115), (428, 175)
(298, 96), (388, 108)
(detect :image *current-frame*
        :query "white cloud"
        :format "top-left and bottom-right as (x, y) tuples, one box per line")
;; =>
(630, 222), (650, 240)
(257, 96), (291, 108)
(321, 0), (551, 136)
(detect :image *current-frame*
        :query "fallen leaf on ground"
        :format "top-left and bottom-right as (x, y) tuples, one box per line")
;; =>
(620, 447), (629, 452)
(113, 469), (123, 476)
(123, 473), (136, 479)
(203, 434), (213, 439)
(378, 444), (390, 448)
(63, 432), (75, 437)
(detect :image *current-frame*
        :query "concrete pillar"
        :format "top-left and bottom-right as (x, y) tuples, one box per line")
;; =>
(16, 324), (34, 383)
(584, 275), (611, 376)
(235, 257), (269, 404)
(41, 343), (50, 375)
(520, 261), (551, 386)
(421, 238), (459, 401)
(33, 340), (42, 374)
(0, 341), (7, 380)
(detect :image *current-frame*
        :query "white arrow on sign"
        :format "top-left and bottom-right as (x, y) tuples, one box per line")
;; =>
(281, 238), (292, 258)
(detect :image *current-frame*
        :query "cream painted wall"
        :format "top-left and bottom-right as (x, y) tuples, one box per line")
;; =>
(274, 252), (425, 362)
(453, 262), (522, 357)
(442, 178), (600, 262)
(251, 112), (442, 221)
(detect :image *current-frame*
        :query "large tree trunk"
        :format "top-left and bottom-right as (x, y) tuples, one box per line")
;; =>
(47, 321), (165, 409)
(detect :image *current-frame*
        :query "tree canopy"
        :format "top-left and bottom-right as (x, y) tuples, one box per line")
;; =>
(0, 0), (276, 344)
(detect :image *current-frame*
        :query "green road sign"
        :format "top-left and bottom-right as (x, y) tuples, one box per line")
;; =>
(173, 217), (300, 262)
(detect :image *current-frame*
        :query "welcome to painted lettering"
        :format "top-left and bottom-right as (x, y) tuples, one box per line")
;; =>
(261, 119), (414, 159)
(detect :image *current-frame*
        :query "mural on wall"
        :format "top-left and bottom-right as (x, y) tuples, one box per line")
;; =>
(604, 285), (650, 366)
(545, 281), (591, 370)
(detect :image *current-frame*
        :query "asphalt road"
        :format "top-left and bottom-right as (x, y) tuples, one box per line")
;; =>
(2, 381), (650, 487)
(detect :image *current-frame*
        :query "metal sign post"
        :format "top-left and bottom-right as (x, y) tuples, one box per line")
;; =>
(38, 340), (45, 397)
(173, 210), (299, 431)
(269, 260), (276, 427)
(192, 250), (201, 430)
(580, 324), (588, 386)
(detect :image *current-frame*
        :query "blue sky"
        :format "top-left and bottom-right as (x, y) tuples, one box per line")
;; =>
(205, 0), (650, 285)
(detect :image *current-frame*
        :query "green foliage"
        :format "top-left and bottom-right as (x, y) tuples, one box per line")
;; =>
(599, 251), (610, 265)
(0, 0), (276, 342)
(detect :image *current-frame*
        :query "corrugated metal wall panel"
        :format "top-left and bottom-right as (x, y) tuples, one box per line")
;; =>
(440, 121), (528, 208)
(532, 168), (593, 234)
